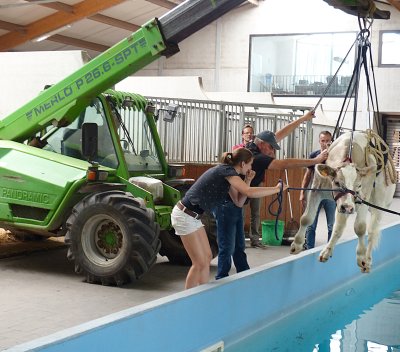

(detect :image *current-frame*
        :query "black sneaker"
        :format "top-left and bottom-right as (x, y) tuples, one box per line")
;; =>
(251, 242), (267, 249)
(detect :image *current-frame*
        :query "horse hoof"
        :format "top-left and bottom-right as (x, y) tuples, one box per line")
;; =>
(360, 262), (370, 273)
(290, 244), (302, 255)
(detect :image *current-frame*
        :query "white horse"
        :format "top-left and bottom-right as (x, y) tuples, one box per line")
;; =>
(290, 130), (397, 272)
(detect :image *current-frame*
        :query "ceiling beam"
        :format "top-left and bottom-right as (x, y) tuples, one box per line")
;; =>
(0, 20), (26, 34)
(48, 34), (109, 52)
(0, 0), (56, 9)
(0, 0), (126, 52)
(26, 0), (74, 13)
(88, 14), (139, 32)
(145, 0), (176, 10)
(387, 0), (400, 11)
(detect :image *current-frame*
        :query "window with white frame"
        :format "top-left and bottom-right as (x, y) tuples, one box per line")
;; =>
(248, 32), (357, 96)
(379, 30), (400, 67)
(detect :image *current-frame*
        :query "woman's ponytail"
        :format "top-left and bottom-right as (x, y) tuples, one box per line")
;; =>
(220, 147), (253, 166)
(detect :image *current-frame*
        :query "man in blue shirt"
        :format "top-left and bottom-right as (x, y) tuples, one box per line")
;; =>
(299, 130), (336, 249)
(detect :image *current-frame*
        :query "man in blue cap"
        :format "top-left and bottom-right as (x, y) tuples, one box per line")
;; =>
(245, 111), (328, 248)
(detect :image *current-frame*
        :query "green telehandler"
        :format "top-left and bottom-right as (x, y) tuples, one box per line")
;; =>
(0, 0), (245, 286)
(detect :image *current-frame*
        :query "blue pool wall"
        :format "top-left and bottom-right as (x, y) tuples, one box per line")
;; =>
(8, 221), (400, 352)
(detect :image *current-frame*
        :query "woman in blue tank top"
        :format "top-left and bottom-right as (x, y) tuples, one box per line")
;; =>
(171, 148), (286, 289)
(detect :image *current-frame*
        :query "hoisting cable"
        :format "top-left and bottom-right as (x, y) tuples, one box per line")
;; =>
(313, 22), (375, 155)
(367, 42), (381, 134)
(333, 77), (355, 139)
(331, 17), (375, 161)
(361, 25), (382, 135)
(311, 11), (373, 114)
(332, 48), (361, 140)
(327, 18), (374, 140)
(349, 27), (371, 159)
(312, 34), (359, 113)
(347, 14), (381, 159)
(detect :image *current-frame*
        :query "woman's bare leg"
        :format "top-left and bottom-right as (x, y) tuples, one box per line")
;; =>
(180, 227), (212, 289)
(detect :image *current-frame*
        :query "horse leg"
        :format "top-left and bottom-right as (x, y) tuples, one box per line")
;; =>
(319, 212), (348, 262)
(290, 192), (322, 254)
(363, 208), (383, 273)
(353, 204), (368, 272)
(360, 177), (396, 272)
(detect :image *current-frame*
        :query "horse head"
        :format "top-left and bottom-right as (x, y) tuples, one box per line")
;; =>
(315, 162), (377, 214)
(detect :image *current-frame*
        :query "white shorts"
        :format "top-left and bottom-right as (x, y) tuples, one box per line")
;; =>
(171, 205), (204, 236)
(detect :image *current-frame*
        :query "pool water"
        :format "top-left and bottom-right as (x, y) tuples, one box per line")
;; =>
(228, 256), (400, 352)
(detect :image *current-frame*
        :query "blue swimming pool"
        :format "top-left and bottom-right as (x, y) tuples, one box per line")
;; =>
(228, 256), (400, 351)
(7, 222), (400, 352)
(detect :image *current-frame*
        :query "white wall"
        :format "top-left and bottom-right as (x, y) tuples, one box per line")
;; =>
(0, 51), (89, 118)
(134, 0), (400, 129)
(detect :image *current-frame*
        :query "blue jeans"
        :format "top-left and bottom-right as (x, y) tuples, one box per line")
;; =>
(214, 200), (250, 280)
(306, 198), (336, 249)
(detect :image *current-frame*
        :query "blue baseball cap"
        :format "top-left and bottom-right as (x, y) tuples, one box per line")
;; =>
(256, 131), (281, 150)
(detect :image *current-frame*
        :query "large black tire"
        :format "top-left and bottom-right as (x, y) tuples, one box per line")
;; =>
(65, 191), (160, 286)
(159, 211), (218, 266)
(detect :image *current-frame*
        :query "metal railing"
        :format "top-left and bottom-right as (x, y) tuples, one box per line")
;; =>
(258, 74), (354, 96)
(144, 97), (315, 164)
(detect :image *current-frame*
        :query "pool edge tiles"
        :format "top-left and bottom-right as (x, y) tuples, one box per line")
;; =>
(6, 221), (400, 352)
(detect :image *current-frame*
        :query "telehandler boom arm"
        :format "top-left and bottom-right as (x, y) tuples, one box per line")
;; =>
(0, 0), (245, 143)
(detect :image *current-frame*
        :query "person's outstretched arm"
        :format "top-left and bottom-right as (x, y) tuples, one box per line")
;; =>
(227, 175), (287, 198)
(268, 149), (328, 170)
(275, 110), (314, 142)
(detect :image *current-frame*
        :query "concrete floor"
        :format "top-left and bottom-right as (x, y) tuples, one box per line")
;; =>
(1, 198), (399, 351)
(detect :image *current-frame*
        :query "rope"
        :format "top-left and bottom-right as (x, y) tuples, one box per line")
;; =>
(366, 129), (397, 185)
(287, 186), (340, 192)
(289, 183), (399, 209)
(353, 193), (400, 216)
(285, 185), (400, 216)
(268, 179), (283, 240)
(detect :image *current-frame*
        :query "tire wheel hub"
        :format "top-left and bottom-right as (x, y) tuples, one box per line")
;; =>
(96, 221), (123, 258)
